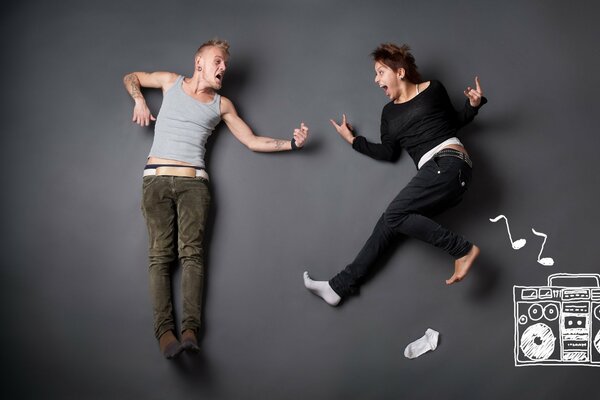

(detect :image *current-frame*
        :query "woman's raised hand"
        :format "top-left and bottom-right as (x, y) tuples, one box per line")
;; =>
(464, 76), (483, 107)
(330, 114), (355, 145)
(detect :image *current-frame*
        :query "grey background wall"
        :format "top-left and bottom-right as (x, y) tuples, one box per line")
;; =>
(2, 0), (599, 398)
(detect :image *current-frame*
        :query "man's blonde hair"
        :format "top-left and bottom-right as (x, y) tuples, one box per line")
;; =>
(195, 38), (230, 58)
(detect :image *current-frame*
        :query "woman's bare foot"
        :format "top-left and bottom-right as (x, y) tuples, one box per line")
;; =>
(446, 245), (480, 285)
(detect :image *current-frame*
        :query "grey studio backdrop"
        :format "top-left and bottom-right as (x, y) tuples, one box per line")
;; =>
(1, 0), (599, 399)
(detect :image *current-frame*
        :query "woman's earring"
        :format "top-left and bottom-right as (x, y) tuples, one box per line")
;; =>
(197, 66), (202, 71)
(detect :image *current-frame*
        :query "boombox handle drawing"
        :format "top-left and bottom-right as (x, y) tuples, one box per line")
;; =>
(547, 273), (600, 287)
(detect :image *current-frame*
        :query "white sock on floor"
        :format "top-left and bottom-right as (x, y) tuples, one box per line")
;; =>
(303, 271), (341, 306)
(404, 328), (439, 359)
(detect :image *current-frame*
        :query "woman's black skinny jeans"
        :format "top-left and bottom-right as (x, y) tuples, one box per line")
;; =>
(329, 156), (473, 298)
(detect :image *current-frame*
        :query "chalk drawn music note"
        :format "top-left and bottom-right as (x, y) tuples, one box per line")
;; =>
(489, 215), (527, 250)
(531, 229), (555, 266)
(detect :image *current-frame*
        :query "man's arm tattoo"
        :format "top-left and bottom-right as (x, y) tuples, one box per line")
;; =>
(271, 139), (287, 150)
(124, 73), (142, 100)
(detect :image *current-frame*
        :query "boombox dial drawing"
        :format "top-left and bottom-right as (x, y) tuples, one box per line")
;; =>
(514, 273), (600, 367)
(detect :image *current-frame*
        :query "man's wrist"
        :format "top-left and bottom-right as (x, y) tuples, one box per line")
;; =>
(291, 138), (301, 150)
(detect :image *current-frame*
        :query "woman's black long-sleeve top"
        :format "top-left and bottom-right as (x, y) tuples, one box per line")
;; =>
(352, 80), (487, 168)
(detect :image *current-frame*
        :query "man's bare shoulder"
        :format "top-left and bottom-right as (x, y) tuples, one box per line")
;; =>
(158, 71), (180, 84)
(219, 96), (236, 115)
(134, 71), (179, 90)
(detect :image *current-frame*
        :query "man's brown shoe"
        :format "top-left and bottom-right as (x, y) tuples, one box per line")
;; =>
(159, 330), (183, 359)
(181, 329), (200, 353)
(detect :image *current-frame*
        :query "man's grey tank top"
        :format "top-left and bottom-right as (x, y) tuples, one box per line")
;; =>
(149, 75), (221, 168)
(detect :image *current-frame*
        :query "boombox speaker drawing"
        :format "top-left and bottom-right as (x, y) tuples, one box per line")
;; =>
(514, 273), (600, 367)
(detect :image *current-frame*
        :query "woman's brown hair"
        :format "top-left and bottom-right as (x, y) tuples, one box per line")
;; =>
(371, 43), (422, 83)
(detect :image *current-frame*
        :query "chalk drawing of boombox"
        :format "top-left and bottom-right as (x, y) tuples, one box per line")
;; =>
(514, 273), (600, 367)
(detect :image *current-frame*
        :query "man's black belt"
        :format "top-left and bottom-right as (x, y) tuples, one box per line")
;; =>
(433, 148), (472, 168)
